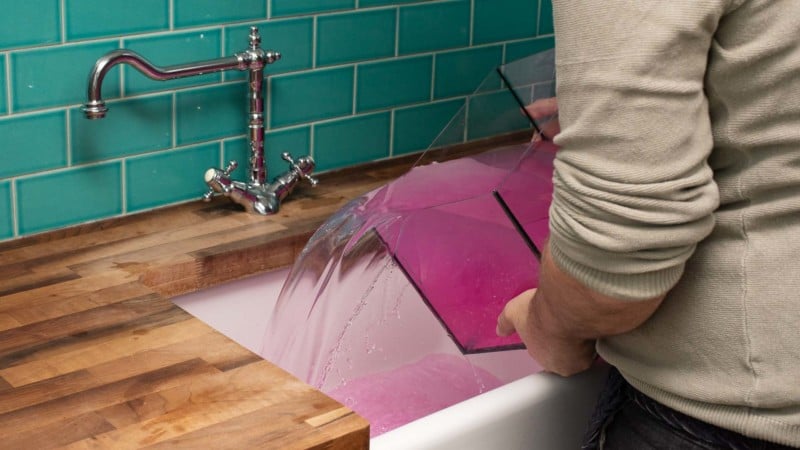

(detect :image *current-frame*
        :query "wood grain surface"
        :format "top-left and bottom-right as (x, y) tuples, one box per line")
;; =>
(0, 132), (528, 448)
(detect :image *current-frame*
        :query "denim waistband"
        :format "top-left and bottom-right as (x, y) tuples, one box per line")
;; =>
(582, 367), (797, 450)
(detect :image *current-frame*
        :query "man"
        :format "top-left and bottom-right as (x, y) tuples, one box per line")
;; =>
(497, 0), (800, 448)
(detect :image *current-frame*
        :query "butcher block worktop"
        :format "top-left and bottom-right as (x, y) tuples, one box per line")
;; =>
(0, 132), (527, 449)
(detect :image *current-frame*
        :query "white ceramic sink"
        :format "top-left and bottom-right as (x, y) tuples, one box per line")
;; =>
(174, 269), (606, 449)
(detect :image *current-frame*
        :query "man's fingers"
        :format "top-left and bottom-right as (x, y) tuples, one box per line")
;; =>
(524, 97), (558, 119)
(496, 289), (537, 336)
(496, 304), (516, 336)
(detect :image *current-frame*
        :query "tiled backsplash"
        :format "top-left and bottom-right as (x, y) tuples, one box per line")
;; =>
(0, 0), (553, 240)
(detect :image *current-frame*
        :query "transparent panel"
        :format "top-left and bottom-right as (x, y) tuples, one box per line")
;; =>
(260, 49), (557, 437)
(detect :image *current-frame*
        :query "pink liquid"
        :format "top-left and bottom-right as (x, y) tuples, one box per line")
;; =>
(260, 141), (556, 436)
(330, 354), (503, 437)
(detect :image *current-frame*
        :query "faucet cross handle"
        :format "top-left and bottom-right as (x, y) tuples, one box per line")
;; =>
(222, 160), (238, 176)
(249, 27), (261, 50)
(202, 160), (239, 201)
(281, 152), (318, 187)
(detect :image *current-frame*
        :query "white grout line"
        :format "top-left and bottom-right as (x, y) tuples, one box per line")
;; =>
(394, 7), (400, 57)
(536, 0), (542, 36)
(11, 179), (19, 238)
(220, 26), (227, 82)
(463, 96), (470, 142)
(309, 123), (315, 159)
(280, 94), (469, 134)
(171, 92), (177, 148)
(430, 53), (437, 101)
(65, 109), (72, 166)
(169, 0), (175, 31)
(120, 159), (127, 213)
(0, 2), (549, 236)
(0, 4), (531, 55)
(352, 66), (358, 114)
(60, 0), (67, 43)
(4, 54), (11, 114)
(118, 39), (126, 97)
(0, 32), (527, 120)
(388, 109), (395, 157)
(266, 75), (272, 130)
(469, 0), (475, 47)
(312, 16), (318, 69)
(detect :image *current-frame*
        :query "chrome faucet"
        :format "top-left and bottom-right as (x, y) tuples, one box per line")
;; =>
(83, 26), (317, 215)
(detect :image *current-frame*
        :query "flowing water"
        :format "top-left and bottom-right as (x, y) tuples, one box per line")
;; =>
(258, 141), (557, 437)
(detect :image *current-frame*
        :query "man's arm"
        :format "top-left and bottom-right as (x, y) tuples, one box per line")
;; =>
(497, 1), (731, 375)
(497, 242), (664, 376)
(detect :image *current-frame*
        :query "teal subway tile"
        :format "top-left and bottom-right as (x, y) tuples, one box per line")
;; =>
(65, 0), (168, 41)
(434, 45), (502, 99)
(0, 54), (6, 115)
(393, 99), (464, 155)
(71, 95), (172, 164)
(225, 19), (313, 79)
(222, 138), (249, 176)
(264, 127), (312, 175)
(12, 41), (121, 112)
(175, 0), (266, 28)
(0, 181), (13, 240)
(473, 0), (538, 45)
(314, 112), (390, 171)
(467, 87), (532, 140)
(356, 56), (432, 112)
(505, 36), (555, 63)
(176, 83), (245, 145)
(0, 111), (67, 178)
(126, 143), (218, 212)
(0, 0), (60, 50)
(17, 162), (122, 235)
(223, 126), (311, 181)
(270, 67), (354, 128)
(124, 30), (222, 95)
(360, 0), (418, 6)
(317, 9), (396, 67)
(271, 0), (354, 18)
(398, 0), (469, 55)
(539, 0), (554, 35)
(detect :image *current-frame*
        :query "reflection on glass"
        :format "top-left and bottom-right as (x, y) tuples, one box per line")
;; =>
(260, 49), (557, 437)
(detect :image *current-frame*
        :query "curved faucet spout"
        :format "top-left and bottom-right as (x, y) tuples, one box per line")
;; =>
(81, 26), (307, 216)
(83, 50), (246, 119)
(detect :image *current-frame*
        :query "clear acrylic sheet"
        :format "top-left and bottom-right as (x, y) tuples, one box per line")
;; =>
(260, 49), (557, 436)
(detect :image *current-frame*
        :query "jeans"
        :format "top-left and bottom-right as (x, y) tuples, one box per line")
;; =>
(581, 368), (797, 450)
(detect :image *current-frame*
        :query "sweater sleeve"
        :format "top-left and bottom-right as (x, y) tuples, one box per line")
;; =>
(547, 1), (728, 300)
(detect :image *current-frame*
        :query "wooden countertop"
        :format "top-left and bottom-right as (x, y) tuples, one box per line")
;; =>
(0, 132), (528, 449)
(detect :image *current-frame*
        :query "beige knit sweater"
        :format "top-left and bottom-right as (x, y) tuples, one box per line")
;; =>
(548, 0), (800, 446)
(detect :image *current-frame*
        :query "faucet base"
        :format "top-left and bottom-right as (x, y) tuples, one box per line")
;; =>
(204, 168), (278, 215)
(203, 153), (316, 215)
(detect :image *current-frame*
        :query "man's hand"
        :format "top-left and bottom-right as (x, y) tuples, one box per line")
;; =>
(496, 243), (665, 377)
(524, 97), (561, 142)
(497, 288), (596, 376)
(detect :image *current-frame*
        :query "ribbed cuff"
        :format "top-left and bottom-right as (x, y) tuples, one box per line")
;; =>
(548, 236), (686, 301)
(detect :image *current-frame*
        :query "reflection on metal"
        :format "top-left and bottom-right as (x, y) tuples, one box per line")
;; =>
(82, 26), (316, 214)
